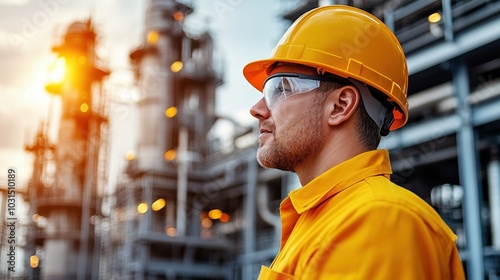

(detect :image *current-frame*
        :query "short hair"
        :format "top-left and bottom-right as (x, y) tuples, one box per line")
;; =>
(317, 81), (381, 150)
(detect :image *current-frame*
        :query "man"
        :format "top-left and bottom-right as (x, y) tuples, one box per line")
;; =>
(243, 5), (465, 280)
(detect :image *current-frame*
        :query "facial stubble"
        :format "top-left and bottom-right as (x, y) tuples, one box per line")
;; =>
(256, 99), (325, 172)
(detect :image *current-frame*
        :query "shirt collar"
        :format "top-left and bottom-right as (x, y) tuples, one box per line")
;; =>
(288, 149), (393, 214)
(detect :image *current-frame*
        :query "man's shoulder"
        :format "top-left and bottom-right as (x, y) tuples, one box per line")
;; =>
(322, 176), (456, 239)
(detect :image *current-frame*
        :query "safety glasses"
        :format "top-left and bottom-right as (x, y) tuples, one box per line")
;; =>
(262, 73), (348, 109)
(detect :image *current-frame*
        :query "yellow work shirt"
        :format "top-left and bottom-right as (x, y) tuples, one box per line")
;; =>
(258, 149), (465, 280)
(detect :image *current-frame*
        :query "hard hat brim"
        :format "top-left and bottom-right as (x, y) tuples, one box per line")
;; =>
(243, 57), (350, 93)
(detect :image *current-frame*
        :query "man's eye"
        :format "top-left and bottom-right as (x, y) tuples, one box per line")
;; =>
(278, 86), (292, 94)
(273, 87), (283, 99)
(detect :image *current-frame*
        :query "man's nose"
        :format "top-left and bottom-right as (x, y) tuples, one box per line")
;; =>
(250, 97), (270, 120)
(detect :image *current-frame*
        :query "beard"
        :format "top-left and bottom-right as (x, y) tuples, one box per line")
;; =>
(256, 99), (325, 172)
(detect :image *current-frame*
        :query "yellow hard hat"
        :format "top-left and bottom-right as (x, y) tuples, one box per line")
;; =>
(243, 5), (408, 131)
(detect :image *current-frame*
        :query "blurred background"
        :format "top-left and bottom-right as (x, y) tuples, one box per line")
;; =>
(0, 0), (499, 279)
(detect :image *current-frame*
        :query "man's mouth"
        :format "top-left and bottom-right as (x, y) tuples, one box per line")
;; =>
(259, 127), (272, 139)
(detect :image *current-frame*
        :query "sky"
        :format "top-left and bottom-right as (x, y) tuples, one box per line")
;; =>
(0, 0), (288, 188)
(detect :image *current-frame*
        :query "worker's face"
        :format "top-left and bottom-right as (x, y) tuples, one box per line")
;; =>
(250, 64), (326, 172)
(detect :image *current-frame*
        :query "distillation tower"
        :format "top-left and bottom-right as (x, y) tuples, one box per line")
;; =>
(105, 0), (234, 279)
(25, 20), (109, 280)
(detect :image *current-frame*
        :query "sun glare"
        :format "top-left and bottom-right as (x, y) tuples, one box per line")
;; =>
(47, 57), (67, 84)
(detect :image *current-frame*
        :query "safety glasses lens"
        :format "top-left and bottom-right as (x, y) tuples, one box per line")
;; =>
(262, 76), (320, 108)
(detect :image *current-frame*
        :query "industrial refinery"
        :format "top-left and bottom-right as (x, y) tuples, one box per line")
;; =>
(1, 0), (500, 279)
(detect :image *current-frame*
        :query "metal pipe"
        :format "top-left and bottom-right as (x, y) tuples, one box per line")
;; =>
(257, 184), (280, 243)
(383, 5), (395, 31)
(453, 59), (484, 280)
(436, 78), (500, 113)
(441, 0), (454, 41)
(145, 176), (153, 233)
(407, 82), (452, 114)
(488, 146), (500, 248)
(243, 151), (257, 279)
(77, 115), (96, 280)
(91, 216), (101, 280)
(139, 176), (152, 280)
(176, 126), (188, 236)
(157, 46), (169, 170)
(124, 181), (134, 280)
(257, 184), (280, 226)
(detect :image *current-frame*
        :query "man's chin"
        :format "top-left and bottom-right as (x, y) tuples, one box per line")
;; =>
(256, 149), (272, 169)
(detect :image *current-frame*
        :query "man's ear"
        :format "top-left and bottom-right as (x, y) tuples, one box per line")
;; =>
(325, 86), (360, 127)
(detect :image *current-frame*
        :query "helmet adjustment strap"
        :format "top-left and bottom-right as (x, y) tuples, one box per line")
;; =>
(380, 107), (395, 137)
